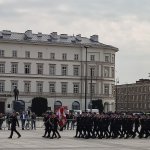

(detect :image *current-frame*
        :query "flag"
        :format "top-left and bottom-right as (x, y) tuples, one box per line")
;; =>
(56, 106), (66, 127)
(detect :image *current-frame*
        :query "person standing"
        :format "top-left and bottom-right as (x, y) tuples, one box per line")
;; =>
(31, 112), (36, 130)
(0, 113), (4, 130)
(8, 112), (21, 139)
(20, 111), (27, 130)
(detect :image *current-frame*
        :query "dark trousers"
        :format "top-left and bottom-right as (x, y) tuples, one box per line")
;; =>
(10, 128), (21, 138)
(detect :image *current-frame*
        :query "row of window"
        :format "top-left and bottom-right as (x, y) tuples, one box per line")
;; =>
(118, 94), (150, 101)
(0, 63), (115, 77)
(0, 50), (115, 62)
(0, 81), (112, 95)
(117, 86), (150, 94)
(118, 103), (150, 110)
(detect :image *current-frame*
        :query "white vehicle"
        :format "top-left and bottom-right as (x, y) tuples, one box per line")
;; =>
(86, 109), (99, 113)
(73, 110), (82, 115)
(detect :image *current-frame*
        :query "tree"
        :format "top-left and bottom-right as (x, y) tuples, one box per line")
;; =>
(92, 99), (104, 113)
(31, 97), (48, 116)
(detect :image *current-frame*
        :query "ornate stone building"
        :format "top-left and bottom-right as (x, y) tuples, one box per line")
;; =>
(0, 30), (118, 113)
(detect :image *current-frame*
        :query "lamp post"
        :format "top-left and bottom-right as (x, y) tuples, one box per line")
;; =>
(90, 68), (93, 112)
(115, 78), (119, 112)
(126, 83), (129, 112)
(84, 46), (88, 112)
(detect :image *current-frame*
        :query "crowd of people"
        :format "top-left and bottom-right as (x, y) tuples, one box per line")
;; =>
(1, 110), (150, 140)
(74, 112), (150, 139)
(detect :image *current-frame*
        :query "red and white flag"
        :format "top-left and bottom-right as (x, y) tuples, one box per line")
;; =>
(56, 106), (66, 127)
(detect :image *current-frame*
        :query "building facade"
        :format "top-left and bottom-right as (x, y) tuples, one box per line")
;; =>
(0, 30), (118, 113)
(116, 79), (150, 112)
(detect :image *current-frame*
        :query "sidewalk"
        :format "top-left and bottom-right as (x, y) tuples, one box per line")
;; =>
(0, 128), (149, 150)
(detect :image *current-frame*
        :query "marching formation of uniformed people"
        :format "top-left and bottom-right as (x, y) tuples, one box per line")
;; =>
(42, 112), (61, 139)
(74, 112), (150, 139)
(2, 110), (150, 140)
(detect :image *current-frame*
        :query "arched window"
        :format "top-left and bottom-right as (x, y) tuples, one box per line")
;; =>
(72, 101), (80, 110)
(54, 101), (62, 111)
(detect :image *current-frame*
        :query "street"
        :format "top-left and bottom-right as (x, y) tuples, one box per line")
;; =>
(0, 128), (149, 150)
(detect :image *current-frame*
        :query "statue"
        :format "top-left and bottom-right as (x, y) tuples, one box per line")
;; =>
(13, 86), (19, 101)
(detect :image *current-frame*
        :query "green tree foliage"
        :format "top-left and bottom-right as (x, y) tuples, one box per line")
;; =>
(31, 97), (48, 116)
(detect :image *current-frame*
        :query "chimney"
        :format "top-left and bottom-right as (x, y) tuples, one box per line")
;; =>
(75, 34), (82, 42)
(60, 34), (68, 39)
(24, 30), (33, 40)
(50, 32), (58, 40)
(90, 35), (99, 42)
(2, 30), (11, 35)
(37, 32), (42, 37)
(0, 32), (3, 38)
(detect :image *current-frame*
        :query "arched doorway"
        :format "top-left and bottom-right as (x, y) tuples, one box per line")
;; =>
(72, 101), (80, 110)
(54, 101), (62, 111)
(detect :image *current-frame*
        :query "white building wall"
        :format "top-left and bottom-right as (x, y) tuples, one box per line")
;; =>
(0, 32), (118, 113)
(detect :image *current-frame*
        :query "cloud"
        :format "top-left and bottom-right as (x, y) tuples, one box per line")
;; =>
(0, 0), (150, 84)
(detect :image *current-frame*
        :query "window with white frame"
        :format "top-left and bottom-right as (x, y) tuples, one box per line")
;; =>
(38, 52), (43, 59)
(0, 81), (4, 92)
(12, 50), (17, 58)
(104, 66), (109, 77)
(73, 65), (79, 76)
(37, 63), (43, 75)
(111, 67), (114, 78)
(11, 81), (18, 92)
(37, 82), (43, 93)
(61, 82), (67, 94)
(104, 54), (110, 62)
(61, 65), (68, 76)
(73, 83), (79, 94)
(104, 84), (109, 95)
(49, 64), (56, 75)
(0, 63), (5, 73)
(89, 83), (96, 94)
(11, 63), (18, 74)
(90, 55), (95, 61)
(74, 54), (79, 60)
(49, 82), (55, 93)
(0, 50), (4, 57)
(62, 53), (67, 60)
(89, 67), (96, 77)
(112, 54), (115, 63)
(50, 53), (55, 60)
(25, 51), (30, 58)
(24, 81), (31, 93)
(24, 63), (31, 74)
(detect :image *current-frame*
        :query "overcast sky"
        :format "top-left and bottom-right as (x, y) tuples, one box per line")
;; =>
(0, 0), (150, 84)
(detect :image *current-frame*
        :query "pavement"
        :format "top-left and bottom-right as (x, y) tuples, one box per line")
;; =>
(0, 128), (150, 150)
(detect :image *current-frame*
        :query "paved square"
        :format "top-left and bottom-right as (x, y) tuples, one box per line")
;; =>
(0, 128), (150, 150)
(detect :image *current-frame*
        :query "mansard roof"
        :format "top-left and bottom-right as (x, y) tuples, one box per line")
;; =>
(0, 30), (118, 51)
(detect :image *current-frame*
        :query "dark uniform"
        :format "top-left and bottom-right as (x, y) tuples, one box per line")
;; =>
(8, 112), (21, 138)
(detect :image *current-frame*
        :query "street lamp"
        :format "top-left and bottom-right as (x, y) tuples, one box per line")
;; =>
(115, 78), (119, 112)
(90, 68), (93, 112)
(84, 45), (89, 112)
(126, 83), (129, 112)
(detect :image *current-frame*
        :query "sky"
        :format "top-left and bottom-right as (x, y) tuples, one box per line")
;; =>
(0, 0), (150, 84)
